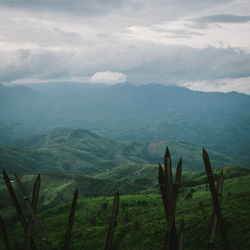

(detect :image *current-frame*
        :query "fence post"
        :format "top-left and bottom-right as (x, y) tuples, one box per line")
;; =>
(3, 169), (37, 250)
(105, 191), (119, 250)
(0, 215), (11, 250)
(203, 148), (230, 250)
(26, 174), (41, 250)
(63, 188), (78, 250)
(15, 174), (52, 250)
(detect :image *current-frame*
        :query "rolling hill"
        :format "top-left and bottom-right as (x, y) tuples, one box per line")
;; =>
(0, 171), (155, 223)
(1, 82), (249, 170)
(0, 127), (245, 177)
(2, 167), (249, 249)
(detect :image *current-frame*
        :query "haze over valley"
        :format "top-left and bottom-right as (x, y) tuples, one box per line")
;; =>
(0, 1), (250, 249)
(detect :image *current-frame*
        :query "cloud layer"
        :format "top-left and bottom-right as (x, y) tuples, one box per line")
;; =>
(90, 71), (127, 85)
(0, 0), (250, 94)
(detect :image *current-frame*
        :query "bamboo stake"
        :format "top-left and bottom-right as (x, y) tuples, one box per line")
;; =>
(105, 191), (119, 250)
(208, 169), (224, 247)
(26, 174), (41, 250)
(164, 147), (173, 204)
(3, 170), (37, 250)
(166, 158), (182, 250)
(179, 217), (184, 250)
(164, 147), (179, 247)
(14, 174), (52, 250)
(63, 188), (78, 250)
(159, 163), (169, 220)
(0, 215), (11, 250)
(203, 148), (230, 250)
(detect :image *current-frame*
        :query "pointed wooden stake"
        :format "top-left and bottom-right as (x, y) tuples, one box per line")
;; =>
(0, 215), (11, 250)
(105, 191), (119, 250)
(164, 147), (173, 203)
(208, 169), (224, 247)
(179, 217), (184, 250)
(63, 188), (78, 250)
(159, 163), (169, 220)
(203, 148), (230, 250)
(165, 158), (182, 250)
(15, 174), (52, 250)
(26, 174), (41, 250)
(3, 169), (37, 250)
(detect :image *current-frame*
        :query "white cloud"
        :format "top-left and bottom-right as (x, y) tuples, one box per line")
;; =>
(178, 77), (250, 95)
(89, 71), (127, 85)
(0, 1), (250, 93)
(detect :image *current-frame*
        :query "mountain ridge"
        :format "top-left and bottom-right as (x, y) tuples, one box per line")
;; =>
(0, 127), (248, 178)
(1, 82), (249, 144)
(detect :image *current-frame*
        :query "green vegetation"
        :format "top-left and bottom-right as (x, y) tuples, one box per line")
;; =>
(1, 83), (250, 168)
(0, 128), (246, 178)
(1, 167), (250, 249)
(0, 120), (41, 146)
(1, 82), (249, 249)
(0, 172), (153, 223)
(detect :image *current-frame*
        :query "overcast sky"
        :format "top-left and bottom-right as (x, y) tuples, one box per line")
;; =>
(0, 0), (250, 94)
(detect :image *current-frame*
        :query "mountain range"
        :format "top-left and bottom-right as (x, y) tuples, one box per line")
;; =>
(1, 82), (249, 169)
(1, 82), (250, 145)
(0, 127), (246, 177)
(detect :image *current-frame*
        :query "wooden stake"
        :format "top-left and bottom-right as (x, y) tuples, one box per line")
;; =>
(26, 174), (41, 250)
(105, 191), (119, 250)
(15, 174), (52, 250)
(3, 169), (37, 250)
(63, 188), (78, 250)
(0, 215), (11, 250)
(203, 148), (230, 250)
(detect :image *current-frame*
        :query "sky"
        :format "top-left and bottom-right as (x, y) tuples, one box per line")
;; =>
(0, 0), (250, 94)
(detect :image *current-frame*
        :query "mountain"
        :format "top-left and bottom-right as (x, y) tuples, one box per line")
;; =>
(0, 127), (155, 175)
(0, 128), (247, 178)
(1, 82), (250, 168)
(0, 120), (42, 145)
(1, 82), (250, 146)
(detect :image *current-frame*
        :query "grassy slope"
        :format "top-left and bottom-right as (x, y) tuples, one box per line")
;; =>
(0, 127), (159, 175)
(0, 172), (154, 223)
(0, 128), (246, 178)
(2, 168), (250, 249)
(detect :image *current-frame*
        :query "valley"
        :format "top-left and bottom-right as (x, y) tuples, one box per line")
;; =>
(0, 83), (250, 249)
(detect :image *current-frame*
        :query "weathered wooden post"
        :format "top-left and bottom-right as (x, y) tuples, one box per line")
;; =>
(105, 191), (119, 250)
(203, 148), (230, 250)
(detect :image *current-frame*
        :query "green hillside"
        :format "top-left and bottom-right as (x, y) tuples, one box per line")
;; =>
(0, 172), (153, 223)
(0, 127), (156, 175)
(0, 128), (246, 177)
(2, 167), (249, 249)
(1, 83), (250, 168)
(0, 120), (42, 146)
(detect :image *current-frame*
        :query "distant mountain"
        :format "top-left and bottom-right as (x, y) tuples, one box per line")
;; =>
(0, 120), (42, 145)
(1, 82), (249, 146)
(0, 127), (153, 175)
(0, 128), (247, 176)
(1, 82), (250, 168)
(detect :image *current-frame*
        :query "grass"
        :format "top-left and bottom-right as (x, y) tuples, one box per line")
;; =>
(1, 171), (250, 249)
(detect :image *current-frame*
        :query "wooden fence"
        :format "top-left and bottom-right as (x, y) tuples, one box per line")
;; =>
(1, 147), (230, 250)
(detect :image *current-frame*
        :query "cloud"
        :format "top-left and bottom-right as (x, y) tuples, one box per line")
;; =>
(0, 0), (125, 16)
(1, 45), (250, 90)
(194, 14), (250, 24)
(177, 77), (250, 95)
(192, 14), (250, 28)
(89, 71), (127, 85)
(0, 0), (250, 94)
